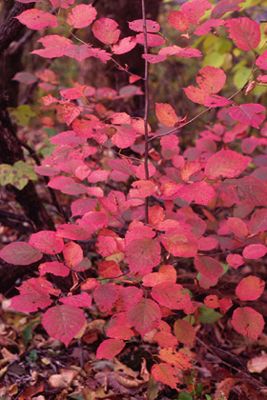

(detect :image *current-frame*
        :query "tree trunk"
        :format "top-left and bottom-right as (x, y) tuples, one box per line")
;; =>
(0, 0), (54, 230)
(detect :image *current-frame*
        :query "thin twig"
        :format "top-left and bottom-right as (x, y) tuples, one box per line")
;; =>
(196, 337), (267, 389)
(141, 0), (150, 224)
(148, 65), (257, 142)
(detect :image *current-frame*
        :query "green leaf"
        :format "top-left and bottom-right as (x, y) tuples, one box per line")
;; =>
(9, 105), (36, 127)
(233, 66), (251, 89)
(199, 306), (222, 324)
(178, 393), (193, 400)
(0, 164), (13, 186)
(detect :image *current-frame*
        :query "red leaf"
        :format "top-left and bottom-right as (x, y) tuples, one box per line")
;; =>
(92, 18), (120, 45)
(29, 231), (64, 255)
(174, 319), (196, 346)
(235, 276), (265, 301)
(194, 256), (224, 289)
(126, 298), (161, 336)
(160, 224), (198, 258)
(168, 11), (189, 32)
(63, 241), (83, 268)
(106, 313), (134, 340)
(60, 293), (92, 308)
(0, 242), (42, 265)
(151, 282), (192, 311)
(128, 19), (160, 33)
(142, 264), (177, 287)
(226, 17), (261, 51)
(42, 305), (86, 346)
(10, 277), (60, 313)
(229, 104), (265, 129)
(242, 244), (267, 260)
(151, 363), (178, 389)
(155, 103), (180, 127)
(67, 4), (97, 28)
(93, 283), (119, 313)
(125, 235), (161, 276)
(39, 261), (70, 277)
(96, 339), (125, 359)
(184, 66), (226, 105)
(205, 149), (251, 179)
(16, 9), (58, 30)
(181, 0), (211, 24)
(231, 307), (264, 340)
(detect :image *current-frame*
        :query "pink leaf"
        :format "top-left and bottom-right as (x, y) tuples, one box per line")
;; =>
(226, 254), (244, 269)
(32, 35), (73, 59)
(16, 9), (58, 30)
(212, 0), (242, 19)
(127, 298), (161, 336)
(181, 0), (212, 24)
(235, 276), (265, 301)
(135, 33), (165, 47)
(67, 4), (97, 28)
(111, 125), (136, 149)
(48, 176), (88, 195)
(112, 36), (136, 55)
(229, 104), (265, 129)
(60, 292), (92, 308)
(92, 18), (120, 45)
(42, 305), (86, 346)
(29, 231), (64, 255)
(63, 241), (83, 268)
(205, 149), (251, 179)
(96, 339), (125, 359)
(0, 242), (42, 265)
(256, 51), (267, 70)
(231, 307), (264, 340)
(226, 17), (261, 51)
(242, 244), (267, 260)
(39, 261), (70, 277)
(194, 19), (224, 36)
(128, 19), (160, 33)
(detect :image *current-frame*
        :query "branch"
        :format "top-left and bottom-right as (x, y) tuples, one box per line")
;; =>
(141, 0), (150, 224)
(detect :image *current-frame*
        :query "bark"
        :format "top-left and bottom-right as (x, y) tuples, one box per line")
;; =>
(0, 0), (54, 230)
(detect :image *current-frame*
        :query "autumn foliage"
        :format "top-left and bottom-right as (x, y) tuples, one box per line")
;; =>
(1, 0), (267, 393)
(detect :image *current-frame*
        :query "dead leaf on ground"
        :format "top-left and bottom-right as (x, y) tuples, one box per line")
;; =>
(48, 368), (78, 388)
(247, 353), (267, 373)
(214, 377), (238, 400)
